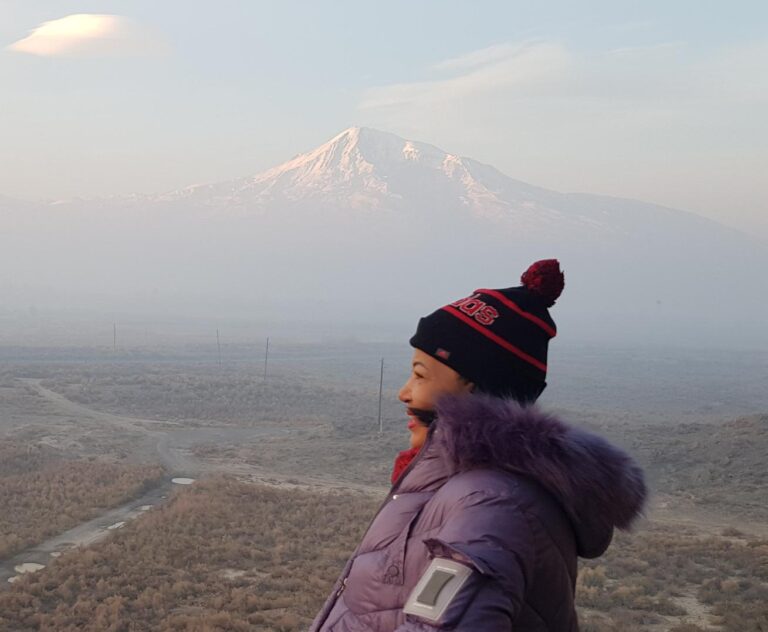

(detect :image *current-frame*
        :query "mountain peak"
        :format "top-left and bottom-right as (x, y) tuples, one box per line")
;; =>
(156, 126), (532, 218)
(215, 127), (474, 210)
(302, 126), (449, 169)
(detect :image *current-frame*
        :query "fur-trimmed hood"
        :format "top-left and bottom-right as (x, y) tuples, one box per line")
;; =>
(434, 393), (647, 558)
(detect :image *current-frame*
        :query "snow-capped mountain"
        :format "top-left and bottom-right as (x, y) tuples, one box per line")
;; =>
(136, 126), (748, 245)
(152, 127), (559, 224)
(158, 127), (493, 212)
(1, 127), (765, 346)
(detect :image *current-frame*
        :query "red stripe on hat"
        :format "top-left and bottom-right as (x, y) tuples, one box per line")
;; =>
(441, 306), (548, 373)
(475, 288), (557, 338)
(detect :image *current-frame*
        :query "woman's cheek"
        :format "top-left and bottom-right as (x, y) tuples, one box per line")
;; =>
(413, 383), (433, 410)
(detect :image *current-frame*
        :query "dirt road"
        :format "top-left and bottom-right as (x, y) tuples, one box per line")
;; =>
(0, 480), (175, 587)
(24, 379), (290, 477)
(1, 382), (306, 588)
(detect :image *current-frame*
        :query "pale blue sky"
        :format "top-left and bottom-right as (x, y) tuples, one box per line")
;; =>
(1, 1), (766, 236)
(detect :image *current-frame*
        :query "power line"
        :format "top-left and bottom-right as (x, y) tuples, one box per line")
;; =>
(264, 337), (270, 381)
(378, 357), (384, 434)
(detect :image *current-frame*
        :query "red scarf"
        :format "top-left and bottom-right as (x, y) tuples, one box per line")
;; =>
(391, 446), (421, 485)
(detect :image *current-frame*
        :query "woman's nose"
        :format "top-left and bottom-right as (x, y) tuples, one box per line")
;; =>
(398, 382), (410, 403)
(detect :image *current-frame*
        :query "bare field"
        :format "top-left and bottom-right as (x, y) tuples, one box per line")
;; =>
(0, 452), (164, 560)
(0, 478), (765, 632)
(0, 477), (375, 632)
(0, 343), (766, 631)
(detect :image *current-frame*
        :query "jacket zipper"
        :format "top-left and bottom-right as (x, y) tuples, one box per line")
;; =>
(325, 427), (437, 609)
(355, 425), (436, 541)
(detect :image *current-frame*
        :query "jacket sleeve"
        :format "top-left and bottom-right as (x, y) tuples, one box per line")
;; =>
(395, 488), (536, 631)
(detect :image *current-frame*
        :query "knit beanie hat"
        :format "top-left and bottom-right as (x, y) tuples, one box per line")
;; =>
(409, 259), (565, 402)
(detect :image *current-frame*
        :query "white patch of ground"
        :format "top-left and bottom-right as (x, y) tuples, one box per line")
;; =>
(14, 563), (45, 574)
(50, 551), (61, 558)
(107, 521), (126, 530)
(140, 505), (153, 511)
(220, 568), (247, 580)
(172, 477), (195, 485)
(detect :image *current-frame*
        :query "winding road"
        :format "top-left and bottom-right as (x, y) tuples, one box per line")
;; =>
(24, 379), (388, 494)
(0, 381), (303, 588)
(21, 378), (290, 477)
(2, 380), (390, 589)
(0, 480), (174, 586)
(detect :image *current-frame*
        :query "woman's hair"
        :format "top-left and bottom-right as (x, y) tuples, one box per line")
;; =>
(474, 375), (546, 405)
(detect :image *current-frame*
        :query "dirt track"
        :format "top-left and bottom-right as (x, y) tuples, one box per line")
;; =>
(1, 382), (314, 588)
(25, 379), (387, 494)
(0, 480), (174, 587)
(23, 379), (288, 477)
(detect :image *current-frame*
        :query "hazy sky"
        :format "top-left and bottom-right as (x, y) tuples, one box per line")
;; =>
(1, 1), (766, 237)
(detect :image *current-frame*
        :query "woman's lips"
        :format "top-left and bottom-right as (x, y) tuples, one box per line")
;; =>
(407, 418), (418, 430)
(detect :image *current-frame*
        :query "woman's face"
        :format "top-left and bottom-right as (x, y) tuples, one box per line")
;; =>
(398, 348), (474, 450)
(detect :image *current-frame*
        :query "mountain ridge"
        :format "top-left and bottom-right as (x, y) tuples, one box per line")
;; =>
(1, 126), (757, 246)
(120, 126), (748, 242)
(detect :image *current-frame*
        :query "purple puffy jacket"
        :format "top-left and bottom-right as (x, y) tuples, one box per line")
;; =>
(310, 393), (647, 631)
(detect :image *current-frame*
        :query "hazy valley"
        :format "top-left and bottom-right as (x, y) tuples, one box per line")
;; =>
(0, 340), (765, 631)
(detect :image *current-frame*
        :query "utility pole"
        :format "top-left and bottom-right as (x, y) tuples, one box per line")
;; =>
(113, 323), (117, 352)
(263, 337), (270, 381)
(216, 328), (222, 368)
(378, 357), (384, 434)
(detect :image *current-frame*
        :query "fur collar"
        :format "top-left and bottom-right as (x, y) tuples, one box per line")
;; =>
(435, 393), (647, 558)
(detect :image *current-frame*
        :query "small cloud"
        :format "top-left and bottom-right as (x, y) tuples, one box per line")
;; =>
(432, 43), (528, 72)
(361, 41), (573, 110)
(7, 14), (168, 57)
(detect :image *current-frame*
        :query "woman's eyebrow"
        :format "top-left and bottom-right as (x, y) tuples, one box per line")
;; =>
(413, 361), (427, 369)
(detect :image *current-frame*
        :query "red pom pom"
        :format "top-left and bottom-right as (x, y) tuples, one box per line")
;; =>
(521, 259), (565, 307)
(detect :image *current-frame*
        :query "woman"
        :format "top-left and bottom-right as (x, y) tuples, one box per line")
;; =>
(310, 260), (646, 631)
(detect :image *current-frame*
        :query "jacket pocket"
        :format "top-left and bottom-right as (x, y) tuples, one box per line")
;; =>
(373, 502), (426, 587)
(343, 492), (433, 615)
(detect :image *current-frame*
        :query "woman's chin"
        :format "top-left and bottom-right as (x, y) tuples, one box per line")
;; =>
(409, 430), (427, 450)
